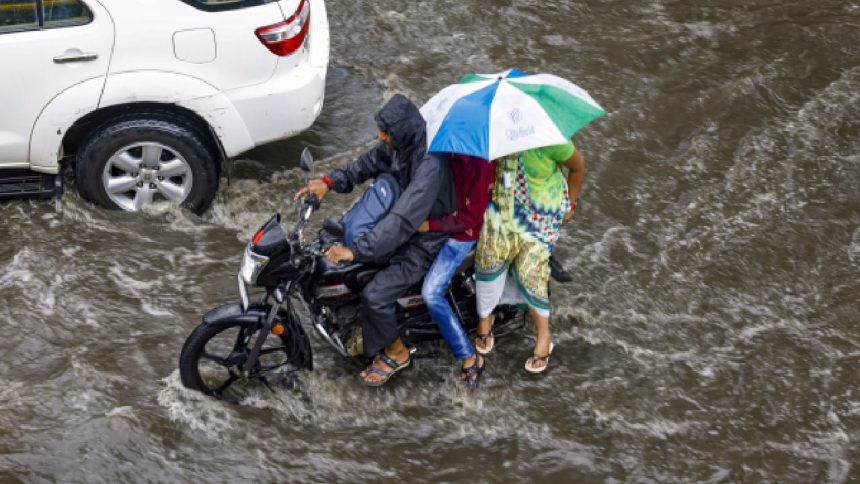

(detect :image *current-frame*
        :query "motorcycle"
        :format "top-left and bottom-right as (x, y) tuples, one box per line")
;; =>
(179, 149), (567, 403)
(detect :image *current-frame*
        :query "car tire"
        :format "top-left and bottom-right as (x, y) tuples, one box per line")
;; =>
(75, 116), (219, 214)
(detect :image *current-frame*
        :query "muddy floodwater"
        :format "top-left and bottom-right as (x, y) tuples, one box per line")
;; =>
(2, 1), (860, 482)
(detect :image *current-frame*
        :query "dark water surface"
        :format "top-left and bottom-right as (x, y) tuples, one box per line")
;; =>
(2, 1), (859, 482)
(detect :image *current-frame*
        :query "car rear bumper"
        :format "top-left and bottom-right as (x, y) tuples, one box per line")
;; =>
(223, 0), (329, 155)
(224, 62), (326, 154)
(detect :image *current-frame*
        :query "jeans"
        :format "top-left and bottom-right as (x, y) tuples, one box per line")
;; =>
(421, 238), (476, 360)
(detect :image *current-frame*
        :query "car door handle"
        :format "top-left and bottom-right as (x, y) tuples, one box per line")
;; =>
(53, 52), (99, 64)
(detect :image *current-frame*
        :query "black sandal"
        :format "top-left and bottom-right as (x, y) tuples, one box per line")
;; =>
(357, 352), (411, 387)
(460, 354), (485, 391)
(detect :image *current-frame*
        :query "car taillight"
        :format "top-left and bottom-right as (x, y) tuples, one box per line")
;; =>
(255, 0), (310, 57)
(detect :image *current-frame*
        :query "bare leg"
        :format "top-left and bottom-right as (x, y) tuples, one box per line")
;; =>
(527, 307), (551, 370)
(359, 337), (410, 384)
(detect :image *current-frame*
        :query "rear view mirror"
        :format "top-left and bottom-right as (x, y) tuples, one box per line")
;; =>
(300, 148), (314, 172)
(299, 147), (314, 190)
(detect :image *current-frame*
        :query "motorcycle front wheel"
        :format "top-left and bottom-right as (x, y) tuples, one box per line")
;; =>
(179, 318), (308, 403)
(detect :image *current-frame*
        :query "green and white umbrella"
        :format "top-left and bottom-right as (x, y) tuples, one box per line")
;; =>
(420, 68), (605, 160)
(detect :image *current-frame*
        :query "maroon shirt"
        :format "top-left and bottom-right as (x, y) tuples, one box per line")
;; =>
(427, 154), (496, 241)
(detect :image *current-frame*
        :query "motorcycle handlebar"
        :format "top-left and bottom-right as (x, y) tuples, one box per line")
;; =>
(291, 194), (321, 237)
(304, 194), (321, 211)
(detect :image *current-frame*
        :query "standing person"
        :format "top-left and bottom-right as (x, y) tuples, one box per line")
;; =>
(294, 94), (456, 386)
(473, 140), (585, 373)
(418, 154), (496, 390)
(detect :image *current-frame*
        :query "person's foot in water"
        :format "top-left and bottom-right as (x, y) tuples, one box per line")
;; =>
(460, 353), (485, 391)
(358, 337), (411, 386)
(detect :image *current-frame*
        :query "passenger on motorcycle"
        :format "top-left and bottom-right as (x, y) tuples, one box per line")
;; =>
(294, 94), (456, 386)
(417, 154), (496, 390)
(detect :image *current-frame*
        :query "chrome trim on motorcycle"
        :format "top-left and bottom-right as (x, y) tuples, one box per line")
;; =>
(238, 273), (249, 311)
(310, 312), (348, 357)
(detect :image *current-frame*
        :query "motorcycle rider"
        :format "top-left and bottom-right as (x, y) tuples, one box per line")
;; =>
(294, 94), (455, 386)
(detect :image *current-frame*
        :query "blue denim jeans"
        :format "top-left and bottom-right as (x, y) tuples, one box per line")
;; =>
(421, 238), (476, 360)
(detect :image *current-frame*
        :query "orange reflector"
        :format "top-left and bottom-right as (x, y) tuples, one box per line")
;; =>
(271, 323), (285, 335)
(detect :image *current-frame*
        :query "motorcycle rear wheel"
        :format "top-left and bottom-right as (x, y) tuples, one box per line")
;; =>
(179, 319), (301, 403)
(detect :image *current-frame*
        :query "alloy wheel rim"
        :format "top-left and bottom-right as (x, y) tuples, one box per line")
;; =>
(101, 142), (193, 211)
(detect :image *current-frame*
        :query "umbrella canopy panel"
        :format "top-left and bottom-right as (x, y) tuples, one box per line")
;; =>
(421, 69), (605, 160)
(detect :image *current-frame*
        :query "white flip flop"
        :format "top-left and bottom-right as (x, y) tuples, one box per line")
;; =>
(475, 331), (494, 355)
(524, 342), (554, 374)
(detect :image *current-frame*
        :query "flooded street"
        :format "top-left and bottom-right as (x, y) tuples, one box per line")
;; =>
(2, 0), (860, 481)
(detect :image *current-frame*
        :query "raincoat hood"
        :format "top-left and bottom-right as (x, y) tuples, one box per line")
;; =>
(324, 93), (457, 266)
(374, 94), (427, 186)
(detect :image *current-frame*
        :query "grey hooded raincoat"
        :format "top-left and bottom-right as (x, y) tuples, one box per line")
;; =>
(326, 94), (455, 356)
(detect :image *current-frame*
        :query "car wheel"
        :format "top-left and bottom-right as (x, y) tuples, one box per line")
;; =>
(75, 116), (218, 214)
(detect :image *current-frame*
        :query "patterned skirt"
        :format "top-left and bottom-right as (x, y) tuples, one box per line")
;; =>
(474, 153), (569, 313)
(475, 205), (551, 312)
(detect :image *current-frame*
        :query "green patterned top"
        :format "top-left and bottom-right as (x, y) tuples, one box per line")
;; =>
(490, 140), (574, 247)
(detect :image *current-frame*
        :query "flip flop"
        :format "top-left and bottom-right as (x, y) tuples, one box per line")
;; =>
(357, 352), (411, 387)
(475, 332), (494, 355)
(524, 342), (554, 374)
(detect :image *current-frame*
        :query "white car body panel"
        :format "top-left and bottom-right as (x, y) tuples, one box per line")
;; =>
(306, 0), (330, 69)
(104, 0), (284, 91)
(29, 77), (106, 174)
(173, 28), (217, 64)
(226, 0), (329, 149)
(0, 0), (113, 165)
(31, 71), (257, 173)
(1, 0), (329, 173)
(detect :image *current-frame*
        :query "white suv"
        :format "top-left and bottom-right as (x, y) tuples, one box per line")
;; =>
(0, 0), (329, 213)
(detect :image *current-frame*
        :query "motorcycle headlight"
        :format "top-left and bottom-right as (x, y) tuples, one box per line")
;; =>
(240, 244), (270, 285)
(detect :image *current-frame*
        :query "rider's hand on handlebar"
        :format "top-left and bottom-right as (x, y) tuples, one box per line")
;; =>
(294, 178), (330, 202)
(324, 244), (354, 264)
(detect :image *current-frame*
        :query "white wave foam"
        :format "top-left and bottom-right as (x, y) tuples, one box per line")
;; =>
(157, 371), (243, 438)
(593, 409), (698, 440)
(141, 302), (173, 317)
(0, 247), (35, 287)
(848, 226), (860, 264)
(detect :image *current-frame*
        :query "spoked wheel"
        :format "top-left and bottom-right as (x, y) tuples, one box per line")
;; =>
(75, 116), (218, 214)
(100, 142), (194, 211)
(179, 319), (305, 404)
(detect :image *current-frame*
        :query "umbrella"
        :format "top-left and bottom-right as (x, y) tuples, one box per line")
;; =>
(420, 68), (605, 160)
